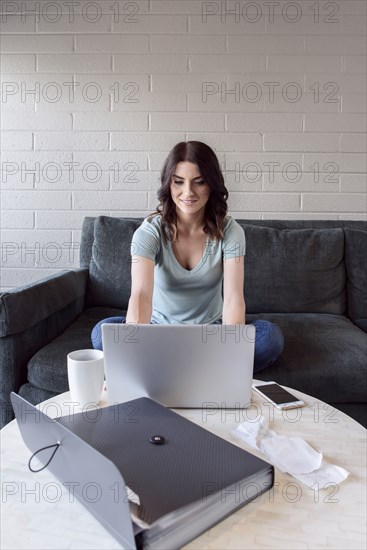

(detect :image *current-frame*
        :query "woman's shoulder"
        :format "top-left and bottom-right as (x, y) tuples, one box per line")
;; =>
(221, 216), (246, 257)
(132, 214), (162, 259)
(144, 212), (161, 223)
(140, 213), (163, 231)
(222, 215), (246, 239)
(223, 215), (241, 231)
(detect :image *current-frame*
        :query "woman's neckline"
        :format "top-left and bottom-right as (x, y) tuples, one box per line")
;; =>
(168, 237), (210, 274)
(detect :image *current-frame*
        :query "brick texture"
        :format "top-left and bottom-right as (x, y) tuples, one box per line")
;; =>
(0, 0), (365, 289)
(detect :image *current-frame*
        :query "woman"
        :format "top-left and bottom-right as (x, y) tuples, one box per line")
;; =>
(92, 141), (284, 373)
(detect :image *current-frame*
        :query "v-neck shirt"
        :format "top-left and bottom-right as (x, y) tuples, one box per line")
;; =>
(130, 214), (246, 324)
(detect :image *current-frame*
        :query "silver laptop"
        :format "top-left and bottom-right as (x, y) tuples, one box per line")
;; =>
(102, 323), (255, 409)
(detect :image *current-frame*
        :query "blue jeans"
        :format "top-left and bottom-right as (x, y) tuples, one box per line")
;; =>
(91, 317), (284, 374)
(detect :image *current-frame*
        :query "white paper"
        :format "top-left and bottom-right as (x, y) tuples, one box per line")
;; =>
(232, 416), (349, 487)
(260, 434), (323, 474)
(292, 462), (349, 486)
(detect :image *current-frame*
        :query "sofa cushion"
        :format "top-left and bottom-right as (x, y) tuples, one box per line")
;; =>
(86, 216), (141, 308)
(239, 225), (346, 314)
(344, 228), (367, 332)
(27, 306), (124, 394)
(27, 309), (367, 406)
(247, 312), (367, 404)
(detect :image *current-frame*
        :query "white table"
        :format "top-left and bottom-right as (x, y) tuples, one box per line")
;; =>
(1, 384), (366, 549)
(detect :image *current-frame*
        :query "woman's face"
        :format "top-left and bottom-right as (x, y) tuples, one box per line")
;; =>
(170, 161), (211, 218)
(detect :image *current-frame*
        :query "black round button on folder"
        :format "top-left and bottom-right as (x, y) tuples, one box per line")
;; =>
(150, 435), (165, 445)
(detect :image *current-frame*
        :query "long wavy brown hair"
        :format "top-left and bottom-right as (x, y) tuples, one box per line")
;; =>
(146, 141), (229, 245)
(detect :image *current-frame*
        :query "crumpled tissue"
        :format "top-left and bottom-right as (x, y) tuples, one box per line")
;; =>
(232, 416), (349, 486)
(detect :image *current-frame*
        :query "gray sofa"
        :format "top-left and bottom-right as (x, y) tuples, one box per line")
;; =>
(1, 216), (366, 429)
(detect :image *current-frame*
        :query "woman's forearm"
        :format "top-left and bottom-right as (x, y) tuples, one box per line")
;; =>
(222, 300), (246, 325)
(126, 294), (152, 324)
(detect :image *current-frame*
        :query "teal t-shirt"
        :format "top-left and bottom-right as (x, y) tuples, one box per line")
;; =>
(130, 214), (246, 324)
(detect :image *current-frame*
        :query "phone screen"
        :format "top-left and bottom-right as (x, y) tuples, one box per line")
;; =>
(255, 383), (299, 405)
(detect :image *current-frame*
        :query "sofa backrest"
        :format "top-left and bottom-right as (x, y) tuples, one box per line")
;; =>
(81, 217), (143, 310)
(80, 217), (366, 318)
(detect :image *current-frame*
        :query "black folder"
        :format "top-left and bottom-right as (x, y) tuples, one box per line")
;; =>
(11, 393), (274, 549)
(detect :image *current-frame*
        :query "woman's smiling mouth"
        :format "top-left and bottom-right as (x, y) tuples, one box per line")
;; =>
(181, 200), (197, 205)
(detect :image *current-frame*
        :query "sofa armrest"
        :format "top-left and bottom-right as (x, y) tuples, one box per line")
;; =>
(0, 269), (88, 428)
(0, 269), (88, 337)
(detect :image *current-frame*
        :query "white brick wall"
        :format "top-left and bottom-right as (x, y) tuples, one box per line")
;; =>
(0, 0), (366, 290)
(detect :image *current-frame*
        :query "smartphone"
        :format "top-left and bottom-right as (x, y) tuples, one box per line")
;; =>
(252, 381), (305, 410)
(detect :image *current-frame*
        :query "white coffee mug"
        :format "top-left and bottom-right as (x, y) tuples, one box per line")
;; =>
(67, 349), (104, 407)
